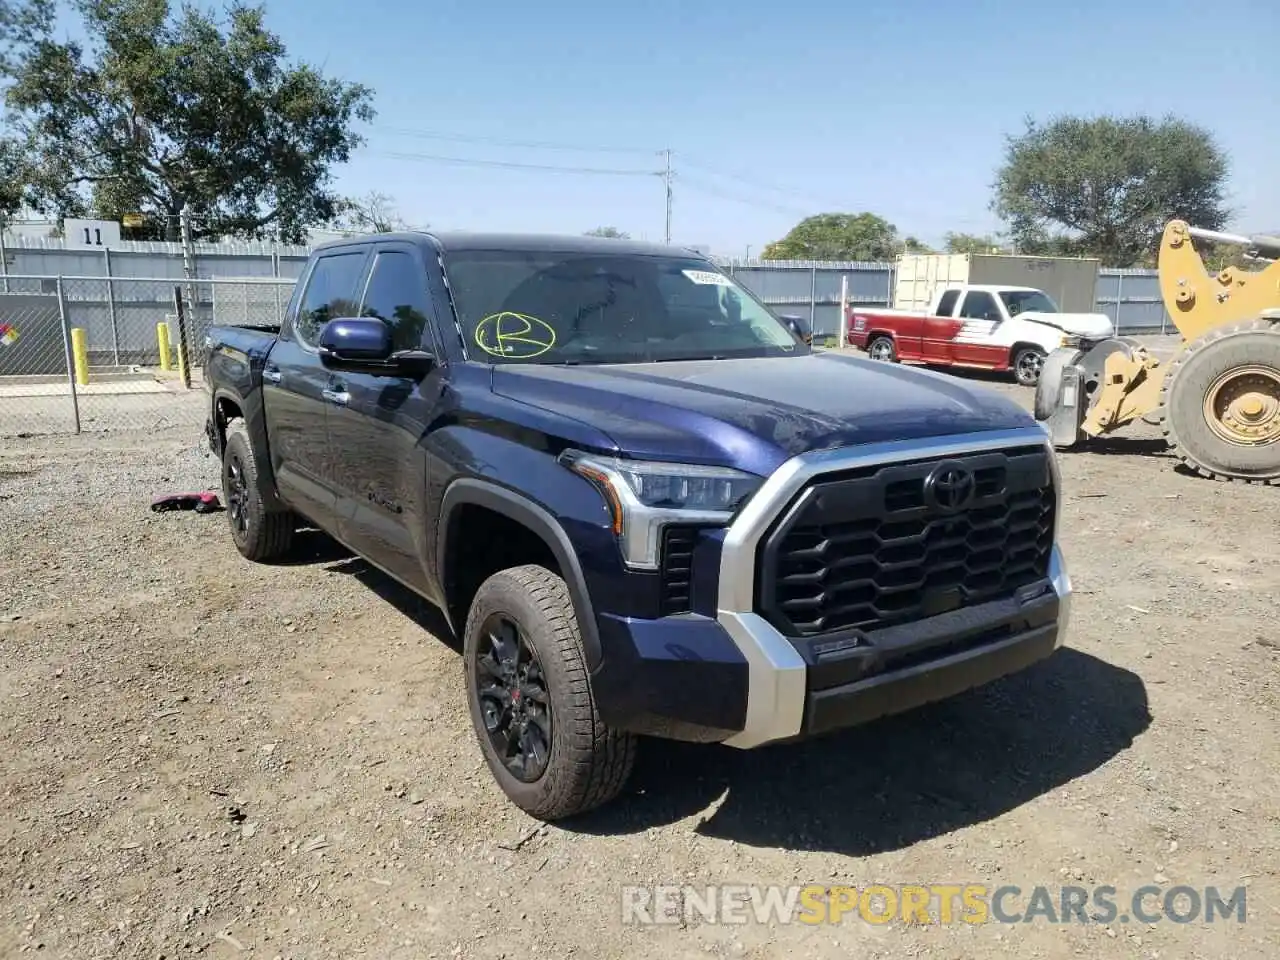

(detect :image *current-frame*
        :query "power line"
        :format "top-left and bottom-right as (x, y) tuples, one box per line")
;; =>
(678, 174), (811, 218)
(374, 149), (661, 177)
(377, 127), (656, 155)
(678, 154), (835, 209)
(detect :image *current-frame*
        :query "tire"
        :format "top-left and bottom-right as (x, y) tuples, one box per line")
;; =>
(1033, 348), (1083, 421)
(221, 418), (296, 561)
(1160, 318), (1280, 484)
(1012, 346), (1047, 387)
(463, 564), (637, 821)
(866, 335), (897, 362)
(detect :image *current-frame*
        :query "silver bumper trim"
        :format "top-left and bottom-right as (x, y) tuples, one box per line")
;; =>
(716, 426), (1071, 750)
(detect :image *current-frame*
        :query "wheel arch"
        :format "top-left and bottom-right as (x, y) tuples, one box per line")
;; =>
(438, 478), (603, 671)
(215, 389), (286, 511)
(1009, 340), (1049, 364)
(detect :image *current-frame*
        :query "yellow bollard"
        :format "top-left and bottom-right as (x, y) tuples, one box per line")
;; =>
(157, 322), (172, 371)
(71, 327), (89, 386)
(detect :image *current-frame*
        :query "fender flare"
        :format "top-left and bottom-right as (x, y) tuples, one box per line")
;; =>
(437, 477), (603, 672)
(211, 387), (287, 511)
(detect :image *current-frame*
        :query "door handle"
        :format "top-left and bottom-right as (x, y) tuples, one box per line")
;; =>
(263, 367), (282, 384)
(321, 388), (350, 406)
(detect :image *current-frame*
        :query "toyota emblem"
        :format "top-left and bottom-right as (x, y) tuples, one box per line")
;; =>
(924, 462), (975, 513)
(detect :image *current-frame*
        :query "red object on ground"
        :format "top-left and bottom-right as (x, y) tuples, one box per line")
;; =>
(150, 491), (222, 514)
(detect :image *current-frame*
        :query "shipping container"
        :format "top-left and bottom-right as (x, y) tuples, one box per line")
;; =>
(894, 253), (1102, 313)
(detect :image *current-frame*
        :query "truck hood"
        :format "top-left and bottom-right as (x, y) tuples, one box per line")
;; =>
(490, 352), (1037, 477)
(1020, 311), (1115, 338)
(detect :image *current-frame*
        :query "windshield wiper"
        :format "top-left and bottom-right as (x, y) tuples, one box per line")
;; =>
(649, 354), (726, 363)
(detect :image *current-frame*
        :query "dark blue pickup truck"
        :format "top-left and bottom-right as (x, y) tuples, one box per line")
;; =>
(203, 231), (1072, 821)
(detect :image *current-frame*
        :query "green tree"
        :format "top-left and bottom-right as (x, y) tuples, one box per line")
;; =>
(761, 212), (905, 261)
(1, 0), (375, 241)
(992, 114), (1230, 267)
(944, 231), (1002, 255)
(584, 226), (629, 239)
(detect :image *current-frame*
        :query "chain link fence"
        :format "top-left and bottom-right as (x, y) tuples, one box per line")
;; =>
(0, 276), (296, 437)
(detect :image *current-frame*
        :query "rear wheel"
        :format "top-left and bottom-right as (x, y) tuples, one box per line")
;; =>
(866, 336), (897, 362)
(222, 419), (295, 561)
(1012, 346), (1047, 386)
(1160, 318), (1280, 484)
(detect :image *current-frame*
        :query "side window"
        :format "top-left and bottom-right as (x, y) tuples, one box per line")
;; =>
(958, 291), (1001, 323)
(294, 251), (367, 348)
(359, 250), (433, 352)
(935, 289), (959, 316)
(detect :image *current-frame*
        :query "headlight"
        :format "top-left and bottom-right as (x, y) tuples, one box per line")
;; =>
(1060, 333), (1081, 349)
(559, 451), (764, 570)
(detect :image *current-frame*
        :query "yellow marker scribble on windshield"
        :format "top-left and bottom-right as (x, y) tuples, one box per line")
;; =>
(474, 312), (557, 359)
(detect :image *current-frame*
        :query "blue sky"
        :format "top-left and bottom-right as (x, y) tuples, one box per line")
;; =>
(56, 0), (1280, 254)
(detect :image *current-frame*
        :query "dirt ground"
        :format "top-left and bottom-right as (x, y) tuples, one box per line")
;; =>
(1, 358), (1278, 960)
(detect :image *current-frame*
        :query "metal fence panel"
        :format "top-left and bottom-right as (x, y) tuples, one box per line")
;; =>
(0, 275), (296, 437)
(0, 291), (78, 436)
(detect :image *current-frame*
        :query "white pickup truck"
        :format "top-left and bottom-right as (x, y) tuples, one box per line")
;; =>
(845, 284), (1116, 386)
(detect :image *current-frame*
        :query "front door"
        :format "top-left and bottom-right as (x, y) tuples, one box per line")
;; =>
(263, 247), (369, 532)
(950, 289), (1007, 367)
(329, 243), (449, 592)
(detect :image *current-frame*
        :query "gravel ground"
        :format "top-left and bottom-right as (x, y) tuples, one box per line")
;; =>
(1, 358), (1278, 960)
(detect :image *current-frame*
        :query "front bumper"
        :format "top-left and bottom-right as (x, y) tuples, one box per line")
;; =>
(590, 426), (1072, 749)
(716, 425), (1072, 750)
(592, 545), (1069, 747)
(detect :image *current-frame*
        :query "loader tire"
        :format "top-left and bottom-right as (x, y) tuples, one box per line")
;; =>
(1160, 318), (1280, 484)
(1034, 348), (1083, 421)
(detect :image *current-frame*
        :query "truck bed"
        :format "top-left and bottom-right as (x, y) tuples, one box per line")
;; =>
(203, 324), (280, 403)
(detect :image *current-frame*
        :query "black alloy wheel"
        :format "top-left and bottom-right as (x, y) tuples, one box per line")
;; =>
(224, 452), (250, 538)
(473, 612), (553, 783)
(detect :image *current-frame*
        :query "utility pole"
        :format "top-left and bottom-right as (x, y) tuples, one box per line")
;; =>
(662, 149), (673, 245)
(179, 203), (198, 365)
(0, 211), (8, 294)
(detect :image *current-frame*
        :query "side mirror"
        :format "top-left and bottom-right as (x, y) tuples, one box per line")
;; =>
(778, 314), (812, 344)
(318, 318), (434, 377)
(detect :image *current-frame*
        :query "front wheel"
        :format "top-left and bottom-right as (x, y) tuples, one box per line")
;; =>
(463, 564), (637, 821)
(1012, 346), (1047, 386)
(1160, 318), (1280, 484)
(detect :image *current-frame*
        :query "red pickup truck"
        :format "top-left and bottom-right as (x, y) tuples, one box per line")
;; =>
(845, 283), (1115, 386)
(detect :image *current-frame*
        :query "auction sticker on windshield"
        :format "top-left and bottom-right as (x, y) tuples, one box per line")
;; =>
(682, 270), (733, 286)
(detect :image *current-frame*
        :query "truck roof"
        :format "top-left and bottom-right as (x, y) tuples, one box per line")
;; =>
(946, 283), (1041, 294)
(312, 230), (699, 259)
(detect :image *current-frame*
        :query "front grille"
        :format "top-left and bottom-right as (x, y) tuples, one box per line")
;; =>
(756, 446), (1055, 636)
(659, 525), (699, 615)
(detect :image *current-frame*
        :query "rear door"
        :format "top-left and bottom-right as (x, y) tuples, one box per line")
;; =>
(919, 288), (963, 363)
(262, 246), (370, 531)
(330, 241), (449, 591)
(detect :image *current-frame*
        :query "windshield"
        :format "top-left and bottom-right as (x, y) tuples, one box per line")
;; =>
(999, 289), (1059, 316)
(441, 250), (806, 364)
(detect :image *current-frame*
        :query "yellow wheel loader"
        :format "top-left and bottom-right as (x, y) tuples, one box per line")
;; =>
(1035, 219), (1280, 484)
